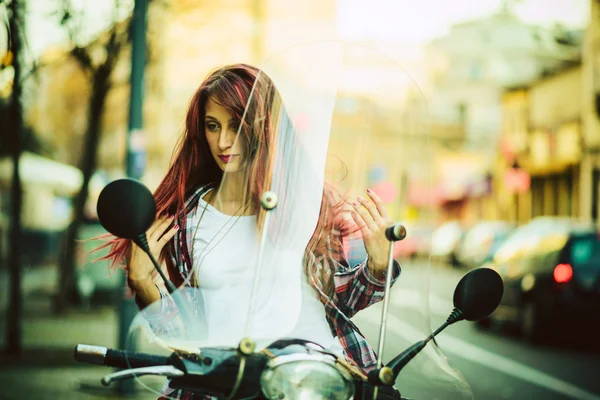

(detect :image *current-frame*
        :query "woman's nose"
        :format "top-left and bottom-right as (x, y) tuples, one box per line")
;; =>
(218, 130), (234, 149)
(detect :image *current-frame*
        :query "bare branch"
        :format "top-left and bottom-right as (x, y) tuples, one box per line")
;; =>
(12, 7), (45, 83)
(20, 59), (44, 82)
(70, 45), (94, 72)
(58, 0), (96, 73)
(111, 0), (121, 27)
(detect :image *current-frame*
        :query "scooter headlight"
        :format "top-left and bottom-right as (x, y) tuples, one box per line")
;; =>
(260, 353), (355, 400)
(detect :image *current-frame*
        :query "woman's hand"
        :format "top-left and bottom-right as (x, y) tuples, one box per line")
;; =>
(128, 214), (179, 283)
(350, 189), (393, 276)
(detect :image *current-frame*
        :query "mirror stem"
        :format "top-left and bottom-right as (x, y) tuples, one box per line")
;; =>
(384, 308), (464, 379)
(428, 308), (464, 340)
(134, 234), (177, 294)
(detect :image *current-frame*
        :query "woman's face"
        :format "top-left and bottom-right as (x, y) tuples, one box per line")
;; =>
(204, 97), (247, 173)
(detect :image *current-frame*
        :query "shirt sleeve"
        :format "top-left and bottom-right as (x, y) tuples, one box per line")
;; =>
(131, 185), (211, 340)
(333, 246), (401, 319)
(131, 285), (188, 340)
(132, 254), (187, 338)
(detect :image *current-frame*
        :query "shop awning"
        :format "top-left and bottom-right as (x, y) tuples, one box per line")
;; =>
(0, 152), (83, 196)
(407, 150), (492, 206)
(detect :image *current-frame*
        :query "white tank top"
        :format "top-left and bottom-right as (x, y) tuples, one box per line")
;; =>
(190, 196), (345, 356)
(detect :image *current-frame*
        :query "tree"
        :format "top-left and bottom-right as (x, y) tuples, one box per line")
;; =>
(2, 0), (26, 355)
(54, 0), (136, 312)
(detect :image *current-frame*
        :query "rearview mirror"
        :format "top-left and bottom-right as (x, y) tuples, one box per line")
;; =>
(453, 267), (504, 321)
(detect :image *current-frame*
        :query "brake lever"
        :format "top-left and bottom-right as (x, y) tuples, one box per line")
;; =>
(101, 365), (185, 386)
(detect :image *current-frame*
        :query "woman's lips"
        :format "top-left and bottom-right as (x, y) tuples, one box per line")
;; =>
(218, 154), (237, 163)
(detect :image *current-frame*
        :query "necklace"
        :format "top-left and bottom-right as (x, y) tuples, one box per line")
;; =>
(189, 187), (252, 288)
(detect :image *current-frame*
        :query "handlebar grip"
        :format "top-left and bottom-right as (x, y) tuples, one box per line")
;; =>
(385, 224), (407, 242)
(75, 344), (170, 369)
(105, 349), (170, 369)
(74, 344), (107, 365)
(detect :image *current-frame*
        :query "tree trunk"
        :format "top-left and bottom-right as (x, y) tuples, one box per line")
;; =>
(54, 67), (111, 313)
(5, 0), (25, 356)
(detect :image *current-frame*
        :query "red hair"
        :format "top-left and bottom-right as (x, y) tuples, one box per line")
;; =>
(96, 63), (349, 287)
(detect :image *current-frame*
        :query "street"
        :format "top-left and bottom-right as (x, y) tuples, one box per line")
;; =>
(2, 263), (600, 399)
(352, 261), (600, 400)
(0, 265), (162, 399)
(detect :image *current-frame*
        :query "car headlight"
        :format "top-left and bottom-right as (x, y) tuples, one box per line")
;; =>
(260, 353), (355, 400)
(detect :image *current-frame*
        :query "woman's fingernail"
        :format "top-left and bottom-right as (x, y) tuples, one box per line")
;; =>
(352, 201), (358, 207)
(174, 224), (179, 230)
(367, 188), (372, 193)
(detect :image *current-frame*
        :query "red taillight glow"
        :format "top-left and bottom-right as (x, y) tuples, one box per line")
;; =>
(554, 263), (573, 283)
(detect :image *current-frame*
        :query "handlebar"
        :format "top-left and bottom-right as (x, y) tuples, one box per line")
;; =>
(100, 365), (184, 386)
(75, 343), (409, 399)
(74, 344), (170, 369)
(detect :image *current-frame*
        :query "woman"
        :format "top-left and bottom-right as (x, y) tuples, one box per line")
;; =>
(100, 63), (401, 396)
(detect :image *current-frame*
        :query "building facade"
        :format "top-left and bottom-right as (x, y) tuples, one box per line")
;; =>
(581, 0), (600, 224)
(498, 62), (584, 223)
(423, 6), (583, 227)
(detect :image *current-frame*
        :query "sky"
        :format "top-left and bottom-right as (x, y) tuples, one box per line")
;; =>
(21, 0), (590, 57)
(22, 0), (133, 56)
(337, 0), (589, 44)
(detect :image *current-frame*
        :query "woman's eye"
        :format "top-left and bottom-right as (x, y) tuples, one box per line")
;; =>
(206, 122), (220, 132)
(230, 121), (240, 132)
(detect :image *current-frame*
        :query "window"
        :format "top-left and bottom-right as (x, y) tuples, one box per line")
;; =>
(458, 103), (467, 125)
(571, 235), (600, 270)
(469, 61), (482, 81)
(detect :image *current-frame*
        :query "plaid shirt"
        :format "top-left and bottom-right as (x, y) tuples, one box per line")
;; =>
(141, 185), (401, 399)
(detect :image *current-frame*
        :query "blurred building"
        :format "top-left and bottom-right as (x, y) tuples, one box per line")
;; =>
(497, 61), (582, 223)
(425, 5), (581, 148)
(495, 0), (600, 227)
(420, 3), (582, 226)
(581, 0), (600, 225)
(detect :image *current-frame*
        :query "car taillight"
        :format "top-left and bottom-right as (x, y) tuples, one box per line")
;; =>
(553, 263), (573, 283)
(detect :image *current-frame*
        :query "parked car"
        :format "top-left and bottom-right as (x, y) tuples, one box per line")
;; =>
(430, 221), (465, 267)
(456, 221), (514, 269)
(396, 223), (434, 260)
(345, 232), (406, 267)
(480, 217), (600, 342)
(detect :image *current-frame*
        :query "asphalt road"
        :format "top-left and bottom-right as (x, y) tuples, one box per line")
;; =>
(3, 263), (599, 399)
(352, 261), (600, 400)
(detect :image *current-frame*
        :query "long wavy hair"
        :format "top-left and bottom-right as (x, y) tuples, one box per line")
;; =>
(97, 63), (349, 289)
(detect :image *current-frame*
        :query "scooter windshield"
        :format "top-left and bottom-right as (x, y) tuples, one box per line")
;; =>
(126, 41), (473, 400)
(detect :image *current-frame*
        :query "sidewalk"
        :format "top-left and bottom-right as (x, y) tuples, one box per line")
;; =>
(0, 265), (163, 399)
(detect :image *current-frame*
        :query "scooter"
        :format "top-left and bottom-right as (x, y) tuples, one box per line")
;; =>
(74, 179), (503, 400)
